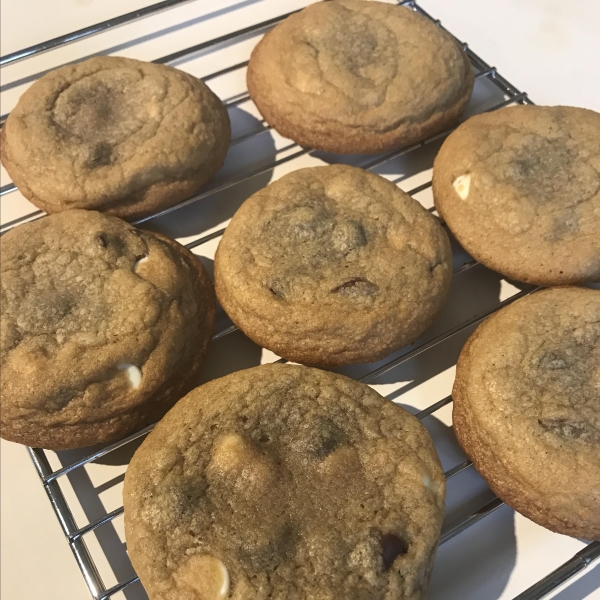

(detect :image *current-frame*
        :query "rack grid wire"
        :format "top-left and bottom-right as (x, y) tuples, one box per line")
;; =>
(1, 1), (599, 599)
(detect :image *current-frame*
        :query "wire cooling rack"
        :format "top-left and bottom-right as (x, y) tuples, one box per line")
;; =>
(1, 1), (599, 599)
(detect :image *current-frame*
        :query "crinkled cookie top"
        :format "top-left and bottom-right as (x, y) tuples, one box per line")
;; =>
(433, 105), (600, 285)
(215, 165), (452, 365)
(454, 287), (600, 536)
(1, 210), (209, 433)
(1, 56), (229, 214)
(247, 0), (473, 153)
(124, 364), (445, 600)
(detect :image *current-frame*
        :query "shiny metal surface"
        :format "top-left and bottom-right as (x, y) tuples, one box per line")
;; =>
(2, 1), (597, 598)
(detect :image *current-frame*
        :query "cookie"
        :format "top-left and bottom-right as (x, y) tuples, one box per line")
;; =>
(432, 105), (600, 285)
(0, 56), (230, 221)
(214, 165), (452, 366)
(124, 363), (445, 600)
(246, 0), (473, 155)
(453, 287), (600, 539)
(0, 210), (215, 450)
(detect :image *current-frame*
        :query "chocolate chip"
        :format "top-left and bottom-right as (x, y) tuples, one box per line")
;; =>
(267, 279), (286, 298)
(308, 418), (346, 458)
(331, 278), (378, 296)
(332, 220), (368, 255)
(381, 533), (409, 570)
(428, 260), (441, 274)
(351, 222), (367, 248)
(537, 418), (591, 440)
(536, 351), (568, 370)
(87, 142), (113, 168)
(514, 156), (538, 178)
(312, 434), (339, 458)
(96, 234), (107, 248)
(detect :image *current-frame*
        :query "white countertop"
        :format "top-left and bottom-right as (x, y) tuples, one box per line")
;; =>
(1, 1), (599, 599)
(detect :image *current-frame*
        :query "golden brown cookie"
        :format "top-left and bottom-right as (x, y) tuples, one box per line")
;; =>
(0, 56), (230, 220)
(0, 210), (215, 450)
(214, 165), (452, 366)
(433, 105), (600, 285)
(124, 363), (446, 600)
(453, 287), (600, 539)
(247, 0), (473, 154)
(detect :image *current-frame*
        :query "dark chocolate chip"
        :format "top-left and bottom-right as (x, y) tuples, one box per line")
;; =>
(267, 279), (286, 298)
(96, 234), (107, 248)
(514, 157), (538, 178)
(536, 351), (568, 370)
(351, 222), (368, 248)
(428, 260), (441, 274)
(307, 418), (346, 458)
(331, 278), (378, 296)
(335, 220), (368, 255)
(537, 418), (591, 440)
(312, 434), (339, 458)
(87, 142), (113, 168)
(381, 533), (409, 570)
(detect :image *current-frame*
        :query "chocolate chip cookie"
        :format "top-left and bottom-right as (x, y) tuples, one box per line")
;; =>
(124, 363), (445, 600)
(214, 165), (452, 366)
(433, 105), (600, 285)
(0, 210), (215, 450)
(0, 56), (230, 220)
(453, 287), (600, 539)
(247, 0), (473, 154)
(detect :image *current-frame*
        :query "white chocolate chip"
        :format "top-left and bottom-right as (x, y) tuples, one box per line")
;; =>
(146, 102), (160, 119)
(452, 174), (471, 200)
(176, 555), (230, 600)
(118, 363), (142, 389)
(422, 473), (436, 492)
(216, 560), (230, 599)
(133, 256), (148, 271)
(211, 434), (249, 470)
(207, 434), (276, 490)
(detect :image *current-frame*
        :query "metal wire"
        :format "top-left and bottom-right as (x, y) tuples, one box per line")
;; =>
(3, 1), (597, 599)
(0, 0), (195, 66)
(513, 543), (600, 600)
(0, 8), (302, 127)
(0, 60), (518, 232)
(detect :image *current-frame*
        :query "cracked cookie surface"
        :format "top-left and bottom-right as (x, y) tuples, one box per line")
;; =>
(0, 56), (230, 220)
(433, 105), (600, 285)
(246, 0), (473, 154)
(453, 287), (600, 539)
(124, 363), (445, 600)
(214, 165), (452, 366)
(0, 210), (215, 450)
